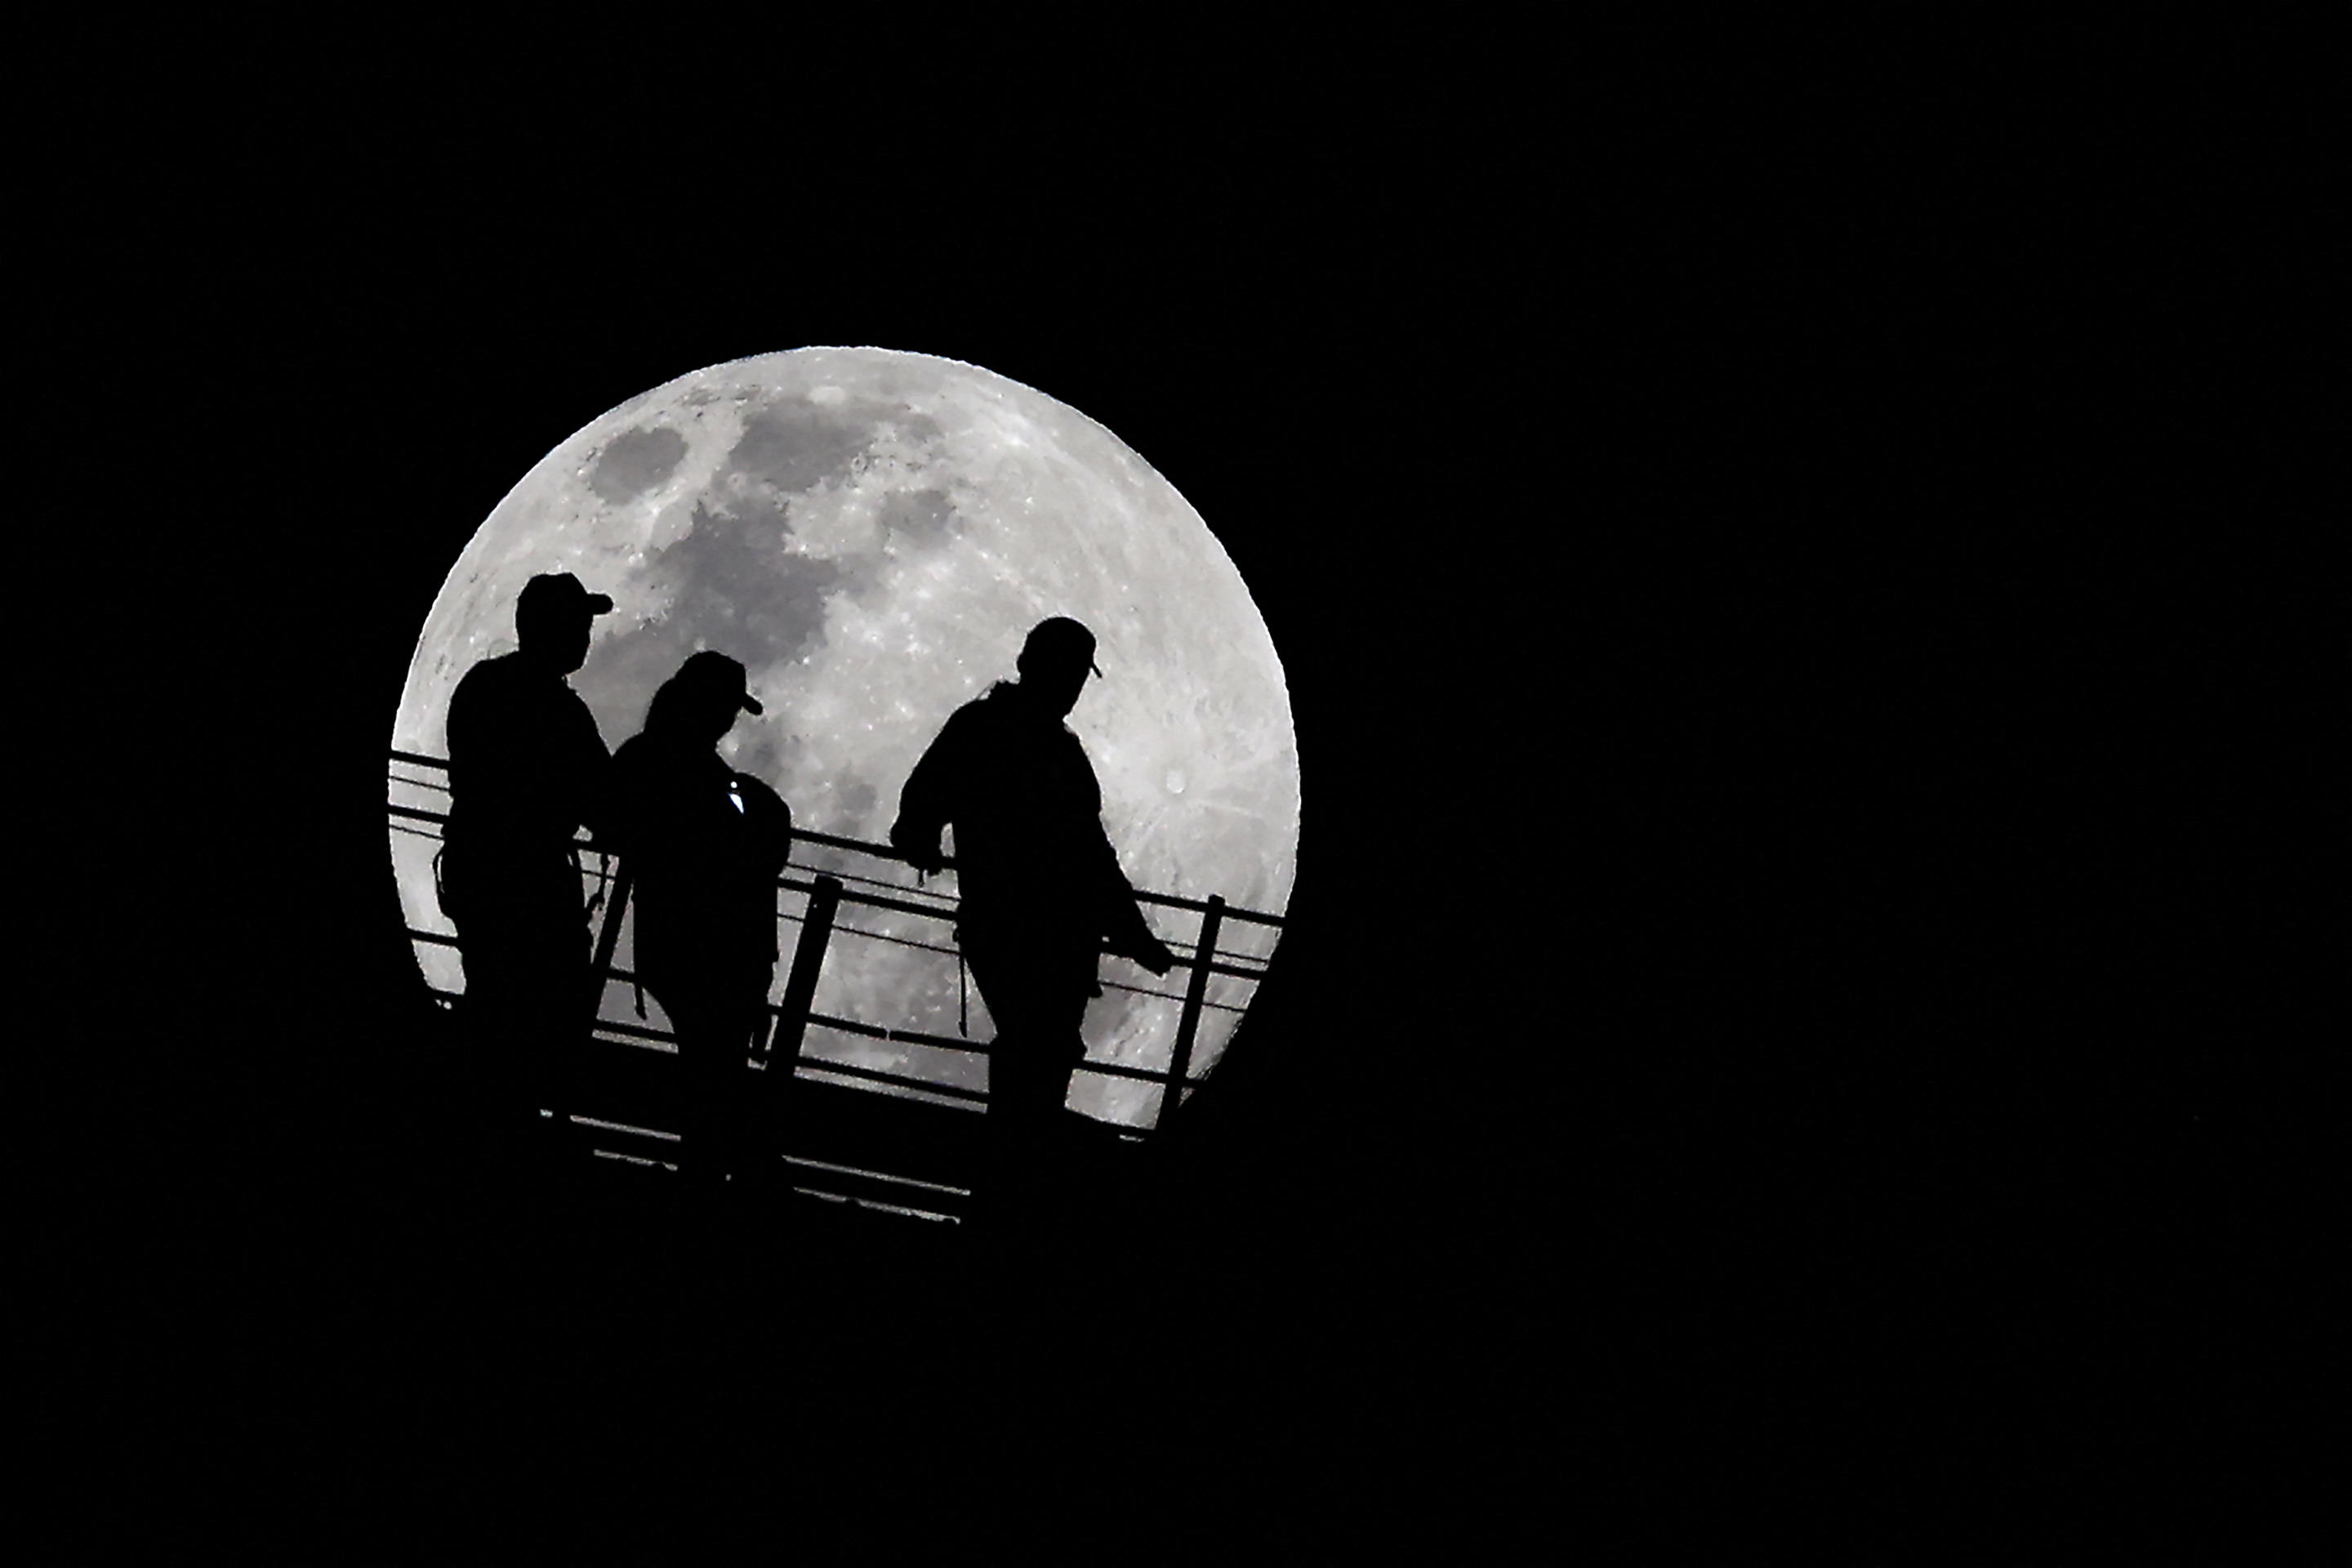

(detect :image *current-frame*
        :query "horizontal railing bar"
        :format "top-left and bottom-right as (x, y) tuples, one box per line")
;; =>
(1096, 976), (1252, 1010)
(412, 933), (1250, 1054)
(783, 859), (949, 898)
(1075, 1058), (1205, 1088)
(782, 831), (1276, 915)
(791, 823), (915, 858)
(590, 1034), (675, 1054)
(1156, 956), (1267, 982)
(805, 1012), (988, 1054)
(390, 750), (1284, 929)
(421, 933), (1234, 1060)
(393, 809), (1269, 948)
(574, 1027), (1204, 1089)
(804, 1012), (1200, 1089)
(591, 1149), (672, 1170)
(1126, 889), (1283, 924)
(791, 1072), (989, 1114)
(422, 917), (1258, 989)
(560, 1122), (978, 1215)
(587, 1016), (676, 1048)
(788, 895), (1258, 974)
(811, 893), (1268, 978)
(411, 902), (1269, 981)
(804, 893), (1270, 978)
(790, 1188), (959, 1222)
(817, 884), (962, 922)
(789, 1057), (991, 1102)
(567, 1113), (679, 1143)
(820, 920), (964, 960)
(781, 1155), (970, 1199)
(577, 1149), (965, 1214)
(562, 1125), (973, 1207)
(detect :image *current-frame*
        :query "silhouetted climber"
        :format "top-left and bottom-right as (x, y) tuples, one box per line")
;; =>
(889, 617), (1176, 1219)
(605, 652), (793, 1191)
(440, 572), (615, 1136)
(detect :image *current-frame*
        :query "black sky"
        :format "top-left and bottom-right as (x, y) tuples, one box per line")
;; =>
(30, 21), (2333, 1559)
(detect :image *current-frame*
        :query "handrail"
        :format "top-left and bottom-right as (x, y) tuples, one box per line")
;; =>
(390, 749), (1285, 928)
(390, 747), (1276, 1140)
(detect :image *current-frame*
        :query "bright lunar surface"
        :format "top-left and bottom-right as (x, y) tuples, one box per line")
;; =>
(389, 348), (1297, 1128)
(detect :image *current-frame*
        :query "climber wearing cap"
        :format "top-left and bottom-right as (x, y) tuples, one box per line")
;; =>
(889, 617), (1176, 1209)
(441, 572), (617, 1129)
(605, 650), (794, 1188)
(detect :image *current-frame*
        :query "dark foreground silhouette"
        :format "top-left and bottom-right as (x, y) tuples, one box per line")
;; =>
(604, 650), (792, 1190)
(891, 617), (1176, 1218)
(439, 572), (614, 1147)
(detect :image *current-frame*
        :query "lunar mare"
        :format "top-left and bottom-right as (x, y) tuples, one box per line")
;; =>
(389, 348), (1297, 1126)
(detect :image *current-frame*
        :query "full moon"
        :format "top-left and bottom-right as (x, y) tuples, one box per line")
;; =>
(388, 348), (1298, 1129)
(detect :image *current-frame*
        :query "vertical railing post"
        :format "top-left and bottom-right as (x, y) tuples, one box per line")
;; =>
(766, 875), (841, 1078)
(584, 856), (633, 1029)
(541, 852), (630, 1142)
(1157, 894), (1223, 1134)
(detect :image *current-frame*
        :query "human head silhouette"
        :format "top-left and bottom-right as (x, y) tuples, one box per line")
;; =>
(1014, 617), (1100, 719)
(647, 650), (764, 745)
(514, 572), (614, 676)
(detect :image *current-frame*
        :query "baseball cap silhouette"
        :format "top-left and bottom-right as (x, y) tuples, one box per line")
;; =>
(676, 649), (764, 715)
(1021, 616), (1102, 677)
(517, 572), (615, 618)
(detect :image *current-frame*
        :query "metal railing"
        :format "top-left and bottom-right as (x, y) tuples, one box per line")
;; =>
(389, 749), (1284, 1152)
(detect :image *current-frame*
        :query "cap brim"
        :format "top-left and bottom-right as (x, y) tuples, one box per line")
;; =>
(741, 694), (764, 715)
(585, 594), (616, 614)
